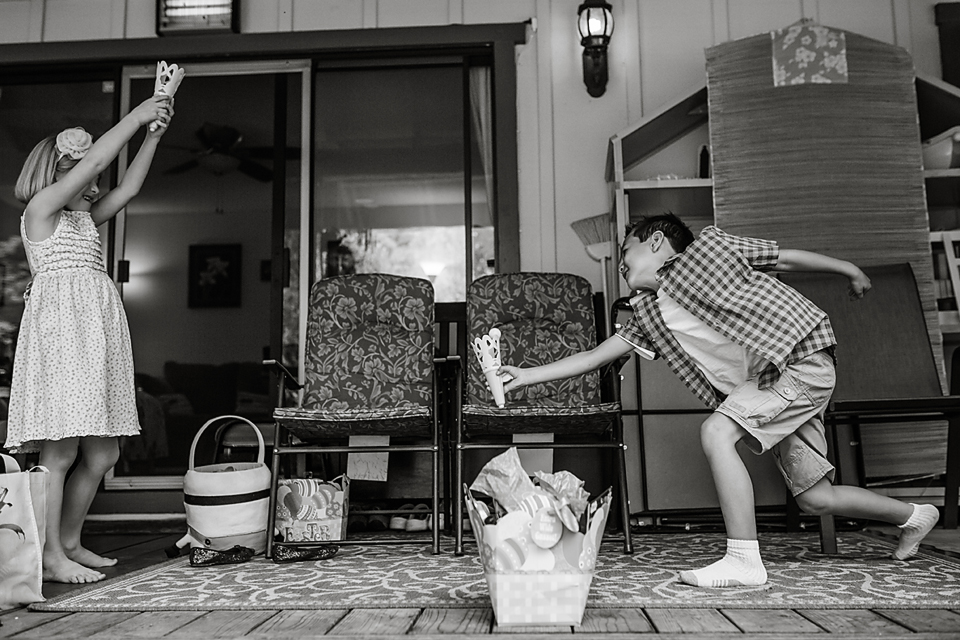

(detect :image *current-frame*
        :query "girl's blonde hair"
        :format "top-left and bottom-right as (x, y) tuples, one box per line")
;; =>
(14, 135), (82, 204)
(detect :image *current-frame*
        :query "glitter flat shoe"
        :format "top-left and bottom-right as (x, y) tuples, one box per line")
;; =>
(189, 545), (255, 567)
(271, 543), (339, 564)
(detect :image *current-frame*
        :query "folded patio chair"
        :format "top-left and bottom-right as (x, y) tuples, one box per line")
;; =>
(780, 263), (960, 553)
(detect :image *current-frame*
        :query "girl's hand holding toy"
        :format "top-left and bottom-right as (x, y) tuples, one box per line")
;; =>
(149, 61), (185, 132)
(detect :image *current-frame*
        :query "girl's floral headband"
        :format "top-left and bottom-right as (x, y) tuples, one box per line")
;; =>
(56, 127), (93, 162)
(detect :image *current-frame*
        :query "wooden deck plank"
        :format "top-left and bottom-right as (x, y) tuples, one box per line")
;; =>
(493, 622), (572, 634)
(328, 608), (420, 635)
(576, 609), (654, 633)
(0, 610), (70, 637)
(799, 609), (912, 635)
(83, 534), (156, 554)
(644, 608), (740, 633)
(409, 608), (493, 634)
(43, 533), (182, 601)
(245, 610), (349, 636)
(875, 609), (960, 632)
(12, 611), (138, 638)
(167, 610), (280, 637)
(722, 609), (821, 633)
(92, 610), (208, 636)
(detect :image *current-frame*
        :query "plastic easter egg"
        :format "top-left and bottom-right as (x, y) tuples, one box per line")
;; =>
(518, 491), (552, 519)
(306, 490), (328, 511)
(282, 485), (303, 516)
(530, 507), (563, 548)
(549, 534), (579, 572)
(316, 483), (338, 506)
(494, 537), (525, 571)
(294, 478), (317, 497)
(496, 510), (532, 540)
(560, 530), (585, 568)
(296, 503), (318, 521)
(520, 544), (556, 571)
(275, 485), (293, 520)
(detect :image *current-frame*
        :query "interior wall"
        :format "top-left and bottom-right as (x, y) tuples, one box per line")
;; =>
(0, 0), (946, 298)
(123, 209), (272, 378)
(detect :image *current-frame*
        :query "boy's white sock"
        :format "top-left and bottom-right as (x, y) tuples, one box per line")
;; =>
(893, 504), (939, 560)
(679, 538), (767, 588)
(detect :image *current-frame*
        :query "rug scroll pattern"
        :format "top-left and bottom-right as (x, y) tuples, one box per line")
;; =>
(33, 533), (960, 611)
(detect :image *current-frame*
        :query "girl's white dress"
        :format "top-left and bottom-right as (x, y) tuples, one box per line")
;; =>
(4, 210), (140, 453)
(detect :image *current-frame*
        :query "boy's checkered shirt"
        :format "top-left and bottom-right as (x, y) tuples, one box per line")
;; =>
(616, 226), (836, 409)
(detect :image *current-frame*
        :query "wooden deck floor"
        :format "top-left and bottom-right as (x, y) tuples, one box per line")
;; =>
(3, 531), (960, 639)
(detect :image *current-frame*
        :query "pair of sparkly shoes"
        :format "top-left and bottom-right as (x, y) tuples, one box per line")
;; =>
(188, 543), (339, 567)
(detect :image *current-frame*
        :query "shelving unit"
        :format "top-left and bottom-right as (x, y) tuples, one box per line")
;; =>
(931, 229), (960, 334)
(606, 87), (713, 293)
(919, 75), (960, 345)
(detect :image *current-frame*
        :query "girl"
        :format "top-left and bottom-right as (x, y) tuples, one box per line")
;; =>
(5, 95), (174, 584)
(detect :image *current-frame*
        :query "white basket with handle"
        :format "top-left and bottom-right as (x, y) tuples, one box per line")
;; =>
(169, 415), (271, 556)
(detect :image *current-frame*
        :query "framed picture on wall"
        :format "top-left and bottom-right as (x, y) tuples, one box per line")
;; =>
(188, 243), (242, 308)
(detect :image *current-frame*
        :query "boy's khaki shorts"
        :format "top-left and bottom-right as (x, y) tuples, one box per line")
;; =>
(715, 350), (836, 496)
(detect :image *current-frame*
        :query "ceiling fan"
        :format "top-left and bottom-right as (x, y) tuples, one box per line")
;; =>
(164, 122), (274, 182)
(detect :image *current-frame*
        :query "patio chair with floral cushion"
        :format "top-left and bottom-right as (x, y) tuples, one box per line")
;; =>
(451, 272), (633, 555)
(265, 273), (442, 556)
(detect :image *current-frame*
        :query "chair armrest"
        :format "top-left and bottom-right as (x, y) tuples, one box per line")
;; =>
(436, 356), (462, 388)
(262, 359), (303, 391)
(828, 395), (960, 416)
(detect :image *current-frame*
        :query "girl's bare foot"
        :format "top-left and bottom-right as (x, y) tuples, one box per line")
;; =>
(43, 555), (106, 584)
(66, 545), (118, 569)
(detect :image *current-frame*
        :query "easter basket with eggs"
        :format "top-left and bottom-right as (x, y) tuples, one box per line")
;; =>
(464, 447), (610, 627)
(274, 475), (350, 543)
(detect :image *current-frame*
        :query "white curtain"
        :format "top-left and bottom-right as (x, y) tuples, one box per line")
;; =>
(469, 67), (494, 226)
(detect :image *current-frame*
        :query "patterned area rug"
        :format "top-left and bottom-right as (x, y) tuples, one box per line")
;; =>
(32, 533), (960, 611)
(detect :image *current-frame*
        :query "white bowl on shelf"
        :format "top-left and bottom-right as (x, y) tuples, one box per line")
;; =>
(922, 126), (960, 170)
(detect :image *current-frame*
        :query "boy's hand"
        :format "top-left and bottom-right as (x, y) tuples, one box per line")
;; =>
(498, 365), (523, 394)
(848, 269), (872, 299)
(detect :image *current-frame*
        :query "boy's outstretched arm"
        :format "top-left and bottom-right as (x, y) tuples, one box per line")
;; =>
(776, 248), (872, 299)
(500, 334), (634, 395)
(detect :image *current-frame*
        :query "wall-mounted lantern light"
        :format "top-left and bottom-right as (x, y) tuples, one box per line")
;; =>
(157, 0), (239, 36)
(577, 0), (614, 98)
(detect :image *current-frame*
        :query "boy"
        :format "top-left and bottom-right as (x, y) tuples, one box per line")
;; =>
(498, 213), (940, 588)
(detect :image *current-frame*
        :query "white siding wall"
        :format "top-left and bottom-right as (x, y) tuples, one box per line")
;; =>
(0, 0), (945, 291)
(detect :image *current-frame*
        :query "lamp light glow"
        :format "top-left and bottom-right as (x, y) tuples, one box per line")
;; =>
(577, 0), (614, 98)
(157, 0), (238, 35)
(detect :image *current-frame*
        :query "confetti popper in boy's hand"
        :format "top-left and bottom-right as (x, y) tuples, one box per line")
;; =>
(149, 61), (185, 132)
(472, 327), (506, 407)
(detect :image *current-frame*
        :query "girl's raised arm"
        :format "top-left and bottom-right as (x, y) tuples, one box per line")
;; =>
(92, 99), (174, 225)
(26, 96), (171, 228)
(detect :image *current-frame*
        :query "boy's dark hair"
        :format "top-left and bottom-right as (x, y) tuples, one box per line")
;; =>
(625, 212), (695, 253)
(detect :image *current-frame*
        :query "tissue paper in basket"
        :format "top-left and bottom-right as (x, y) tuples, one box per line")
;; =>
(274, 475), (349, 542)
(464, 448), (610, 627)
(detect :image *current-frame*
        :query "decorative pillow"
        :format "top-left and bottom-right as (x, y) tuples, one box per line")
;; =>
(466, 273), (600, 407)
(302, 274), (434, 411)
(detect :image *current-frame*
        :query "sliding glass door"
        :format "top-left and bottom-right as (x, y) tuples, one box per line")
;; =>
(108, 61), (309, 488)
